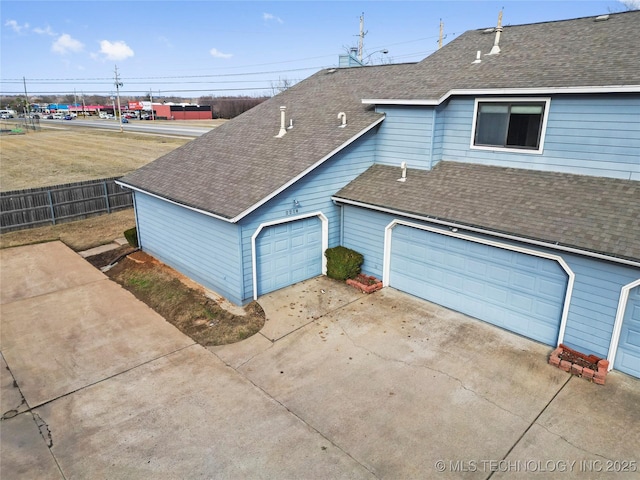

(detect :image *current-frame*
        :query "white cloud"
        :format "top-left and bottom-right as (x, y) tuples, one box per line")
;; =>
(209, 48), (232, 59)
(52, 34), (84, 54)
(263, 13), (283, 24)
(99, 40), (134, 61)
(33, 25), (56, 36)
(5, 19), (29, 33)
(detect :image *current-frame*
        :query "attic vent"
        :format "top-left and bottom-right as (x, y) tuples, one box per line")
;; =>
(483, 28), (495, 33)
(594, 14), (610, 22)
(327, 68), (337, 74)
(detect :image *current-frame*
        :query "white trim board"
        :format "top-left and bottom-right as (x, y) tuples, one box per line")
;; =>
(251, 211), (328, 301)
(362, 85), (640, 106)
(382, 219), (575, 347)
(607, 278), (640, 372)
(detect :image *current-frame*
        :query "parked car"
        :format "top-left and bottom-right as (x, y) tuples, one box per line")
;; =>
(63, 115), (73, 120)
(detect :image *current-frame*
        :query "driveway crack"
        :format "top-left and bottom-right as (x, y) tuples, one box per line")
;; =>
(33, 411), (53, 448)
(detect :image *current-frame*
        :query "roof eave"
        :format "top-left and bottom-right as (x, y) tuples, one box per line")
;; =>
(362, 85), (640, 106)
(331, 196), (640, 268)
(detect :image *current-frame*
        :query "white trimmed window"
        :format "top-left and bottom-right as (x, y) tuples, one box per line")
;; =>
(471, 98), (550, 154)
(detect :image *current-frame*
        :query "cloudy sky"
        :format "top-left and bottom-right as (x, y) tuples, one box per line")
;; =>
(1, 1), (636, 99)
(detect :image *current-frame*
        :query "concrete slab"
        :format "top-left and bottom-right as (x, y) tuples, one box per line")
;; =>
(77, 242), (120, 258)
(1, 279), (194, 407)
(1, 352), (28, 418)
(238, 287), (573, 478)
(493, 373), (640, 479)
(257, 276), (362, 341)
(35, 345), (375, 479)
(0, 412), (63, 480)
(0, 241), (105, 304)
(208, 330), (274, 369)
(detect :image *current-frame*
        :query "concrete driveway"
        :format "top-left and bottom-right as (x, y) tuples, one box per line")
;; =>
(2, 242), (639, 479)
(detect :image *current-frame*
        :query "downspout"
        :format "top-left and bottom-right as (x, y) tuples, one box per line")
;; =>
(428, 107), (437, 170)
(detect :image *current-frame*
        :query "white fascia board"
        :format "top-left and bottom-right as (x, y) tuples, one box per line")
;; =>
(230, 115), (386, 223)
(115, 180), (233, 223)
(362, 85), (640, 106)
(331, 197), (640, 269)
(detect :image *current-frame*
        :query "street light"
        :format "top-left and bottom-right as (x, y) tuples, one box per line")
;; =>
(362, 49), (389, 65)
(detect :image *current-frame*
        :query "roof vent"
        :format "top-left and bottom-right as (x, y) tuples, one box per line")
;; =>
(397, 162), (407, 182)
(275, 106), (287, 138)
(483, 28), (495, 34)
(594, 14), (610, 22)
(337, 112), (347, 128)
(488, 10), (503, 55)
(472, 50), (482, 64)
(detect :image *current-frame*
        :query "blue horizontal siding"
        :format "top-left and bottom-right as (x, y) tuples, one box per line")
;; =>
(134, 193), (245, 305)
(238, 129), (378, 301)
(437, 95), (640, 179)
(342, 204), (640, 357)
(375, 106), (433, 170)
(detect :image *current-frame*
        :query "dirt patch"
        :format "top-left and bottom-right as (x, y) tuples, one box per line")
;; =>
(0, 209), (135, 251)
(96, 250), (265, 346)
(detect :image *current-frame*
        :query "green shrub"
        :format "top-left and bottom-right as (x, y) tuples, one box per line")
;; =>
(325, 246), (363, 281)
(124, 227), (139, 248)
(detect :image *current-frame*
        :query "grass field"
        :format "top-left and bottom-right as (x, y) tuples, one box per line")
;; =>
(0, 123), (192, 191)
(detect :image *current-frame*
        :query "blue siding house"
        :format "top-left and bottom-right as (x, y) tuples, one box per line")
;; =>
(119, 11), (640, 379)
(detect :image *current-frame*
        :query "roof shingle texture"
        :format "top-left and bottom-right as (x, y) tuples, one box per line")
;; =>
(334, 162), (640, 262)
(120, 64), (414, 219)
(367, 10), (640, 101)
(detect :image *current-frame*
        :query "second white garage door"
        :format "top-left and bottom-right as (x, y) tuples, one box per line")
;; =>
(389, 225), (568, 345)
(256, 217), (322, 296)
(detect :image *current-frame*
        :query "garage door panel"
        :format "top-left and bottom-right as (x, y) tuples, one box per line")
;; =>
(256, 217), (322, 296)
(390, 226), (567, 345)
(615, 286), (640, 378)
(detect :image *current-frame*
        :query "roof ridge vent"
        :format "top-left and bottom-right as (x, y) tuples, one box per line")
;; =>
(488, 10), (503, 55)
(594, 14), (610, 22)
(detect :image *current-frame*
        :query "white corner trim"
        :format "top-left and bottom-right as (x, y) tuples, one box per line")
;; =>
(115, 181), (233, 222)
(607, 278), (640, 372)
(362, 85), (640, 106)
(231, 116), (385, 223)
(382, 219), (575, 347)
(469, 97), (551, 155)
(251, 211), (328, 301)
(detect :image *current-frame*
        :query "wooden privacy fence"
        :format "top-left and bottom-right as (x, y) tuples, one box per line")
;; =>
(1, 177), (133, 233)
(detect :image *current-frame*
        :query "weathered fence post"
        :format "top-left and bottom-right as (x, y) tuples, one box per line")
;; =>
(47, 189), (56, 225)
(103, 180), (111, 213)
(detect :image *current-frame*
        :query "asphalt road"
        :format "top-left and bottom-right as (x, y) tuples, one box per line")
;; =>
(39, 118), (214, 137)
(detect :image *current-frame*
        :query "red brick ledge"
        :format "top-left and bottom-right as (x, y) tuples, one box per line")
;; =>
(549, 343), (609, 385)
(346, 274), (383, 294)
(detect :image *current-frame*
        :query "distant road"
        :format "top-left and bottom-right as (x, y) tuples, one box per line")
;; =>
(39, 118), (217, 138)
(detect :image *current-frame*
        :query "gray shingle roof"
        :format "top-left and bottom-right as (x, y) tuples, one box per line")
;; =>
(119, 64), (414, 220)
(119, 11), (639, 226)
(333, 162), (640, 262)
(365, 11), (640, 101)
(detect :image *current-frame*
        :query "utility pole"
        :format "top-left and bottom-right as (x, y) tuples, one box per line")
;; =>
(358, 13), (367, 62)
(438, 19), (444, 49)
(22, 76), (29, 116)
(149, 89), (155, 121)
(114, 65), (124, 132)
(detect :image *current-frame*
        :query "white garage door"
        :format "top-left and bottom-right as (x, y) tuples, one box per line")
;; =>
(614, 285), (640, 378)
(256, 217), (322, 296)
(389, 225), (568, 345)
